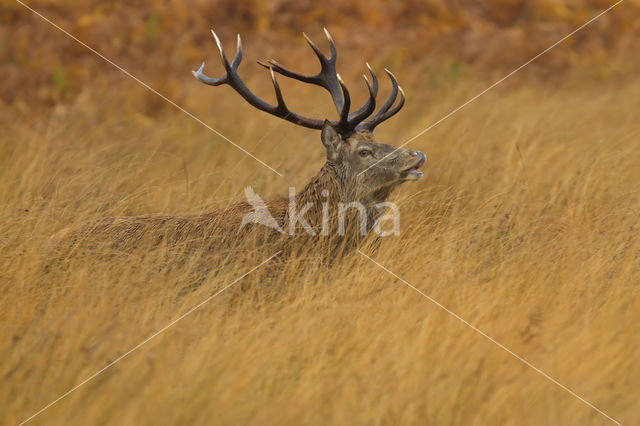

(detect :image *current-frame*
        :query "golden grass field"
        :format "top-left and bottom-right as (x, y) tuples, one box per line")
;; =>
(2, 3), (640, 424)
(2, 72), (639, 425)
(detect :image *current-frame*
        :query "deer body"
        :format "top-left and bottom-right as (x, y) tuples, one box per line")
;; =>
(46, 30), (425, 262)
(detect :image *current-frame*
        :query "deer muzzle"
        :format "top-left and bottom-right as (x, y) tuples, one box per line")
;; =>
(401, 150), (426, 180)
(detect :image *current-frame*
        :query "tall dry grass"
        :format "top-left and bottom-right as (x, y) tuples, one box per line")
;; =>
(1, 65), (639, 425)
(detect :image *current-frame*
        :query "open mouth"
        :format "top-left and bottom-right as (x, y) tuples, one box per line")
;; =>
(401, 152), (426, 180)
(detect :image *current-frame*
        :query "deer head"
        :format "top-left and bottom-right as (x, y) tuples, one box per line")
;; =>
(193, 28), (425, 205)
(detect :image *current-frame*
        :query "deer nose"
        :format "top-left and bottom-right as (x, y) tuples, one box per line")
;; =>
(410, 150), (426, 168)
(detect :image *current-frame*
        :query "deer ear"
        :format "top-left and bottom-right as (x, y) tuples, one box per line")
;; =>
(321, 120), (341, 154)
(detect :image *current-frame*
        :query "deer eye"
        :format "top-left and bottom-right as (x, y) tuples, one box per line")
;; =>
(358, 149), (372, 158)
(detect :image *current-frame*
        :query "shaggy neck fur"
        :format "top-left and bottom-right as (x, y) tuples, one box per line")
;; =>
(286, 162), (396, 239)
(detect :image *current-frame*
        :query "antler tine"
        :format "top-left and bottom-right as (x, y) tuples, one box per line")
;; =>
(231, 34), (242, 70)
(323, 27), (338, 62)
(268, 66), (287, 112)
(259, 29), (345, 114)
(366, 63), (379, 94)
(356, 69), (405, 132)
(212, 30), (232, 73)
(335, 73), (351, 129)
(347, 63), (378, 123)
(385, 86), (405, 118)
(192, 61), (225, 86)
(375, 69), (399, 115)
(358, 86), (405, 132)
(258, 59), (317, 84)
(303, 32), (329, 65)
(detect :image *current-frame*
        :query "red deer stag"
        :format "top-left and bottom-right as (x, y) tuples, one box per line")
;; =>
(46, 29), (425, 262)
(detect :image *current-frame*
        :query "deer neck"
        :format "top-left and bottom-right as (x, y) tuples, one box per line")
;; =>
(295, 163), (342, 207)
(291, 162), (393, 234)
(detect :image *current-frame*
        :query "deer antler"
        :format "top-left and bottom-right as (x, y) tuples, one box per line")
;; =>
(356, 69), (405, 132)
(193, 28), (404, 135)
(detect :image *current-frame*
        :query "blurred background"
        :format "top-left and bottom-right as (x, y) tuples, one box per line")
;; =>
(3, 0), (640, 113)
